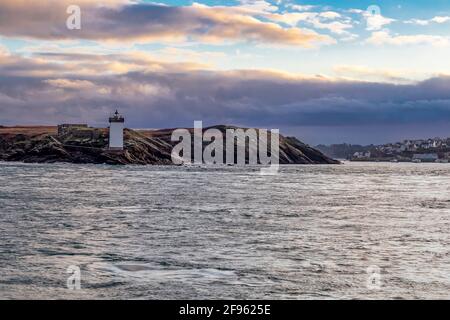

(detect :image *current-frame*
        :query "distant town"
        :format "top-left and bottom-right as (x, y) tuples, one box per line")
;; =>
(317, 137), (450, 163)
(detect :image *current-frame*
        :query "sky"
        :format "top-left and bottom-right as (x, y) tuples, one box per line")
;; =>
(0, 0), (450, 144)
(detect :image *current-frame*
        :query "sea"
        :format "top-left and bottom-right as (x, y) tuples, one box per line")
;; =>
(1, 161), (450, 299)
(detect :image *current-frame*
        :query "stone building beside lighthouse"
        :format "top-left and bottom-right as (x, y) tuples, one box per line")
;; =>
(109, 110), (124, 150)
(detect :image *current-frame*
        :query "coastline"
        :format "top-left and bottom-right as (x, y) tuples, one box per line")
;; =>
(0, 125), (339, 166)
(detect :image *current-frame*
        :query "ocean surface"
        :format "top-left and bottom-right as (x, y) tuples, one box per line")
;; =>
(1, 162), (450, 300)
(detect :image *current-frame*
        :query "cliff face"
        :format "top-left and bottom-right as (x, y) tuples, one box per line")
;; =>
(0, 126), (339, 165)
(0, 129), (173, 165)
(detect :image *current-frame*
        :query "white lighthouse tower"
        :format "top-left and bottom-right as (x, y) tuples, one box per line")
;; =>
(109, 110), (125, 150)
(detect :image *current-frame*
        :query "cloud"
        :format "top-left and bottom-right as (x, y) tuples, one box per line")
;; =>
(0, 1), (332, 47)
(266, 10), (354, 36)
(287, 4), (316, 12)
(265, 12), (317, 27)
(333, 65), (422, 84)
(365, 14), (395, 31)
(0, 48), (213, 79)
(313, 20), (353, 35)
(319, 11), (341, 20)
(405, 16), (450, 26)
(237, 0), (279, 14)
(0, 44), (10, 56)
(367, 30), (450, 47)
(44, 79), (97, 90)
(432, 16), (450, 24)
(349, 8), (395, 31)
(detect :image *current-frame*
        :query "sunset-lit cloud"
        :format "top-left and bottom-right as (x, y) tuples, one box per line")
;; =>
(0, 1), (333, 47)
(332, 65), (432, 84)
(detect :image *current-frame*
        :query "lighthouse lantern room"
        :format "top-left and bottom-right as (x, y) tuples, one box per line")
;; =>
(109, 110), (125, 150)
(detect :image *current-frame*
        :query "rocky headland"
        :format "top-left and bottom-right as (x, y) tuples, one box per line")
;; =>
(0, 125), (339, 165)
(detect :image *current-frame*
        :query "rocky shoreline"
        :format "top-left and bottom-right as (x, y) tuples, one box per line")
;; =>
(0, 125), (339, 165)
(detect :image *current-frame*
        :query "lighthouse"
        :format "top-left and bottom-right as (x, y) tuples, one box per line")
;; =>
(109, 110), (124, 150)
